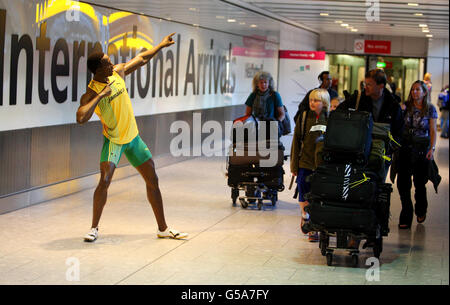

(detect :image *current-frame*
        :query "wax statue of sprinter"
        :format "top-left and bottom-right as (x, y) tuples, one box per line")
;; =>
(77, 33), (188, 242)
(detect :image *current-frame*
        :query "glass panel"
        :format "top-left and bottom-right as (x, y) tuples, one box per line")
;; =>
(326, 54), (366, 98)
(376, 56), (420, 101)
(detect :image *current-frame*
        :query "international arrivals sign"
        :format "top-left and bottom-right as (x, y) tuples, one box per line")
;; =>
(0, 0), (278, 132)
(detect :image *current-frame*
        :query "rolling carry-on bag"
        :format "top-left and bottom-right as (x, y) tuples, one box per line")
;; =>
(305, 199), (378, 232)
(323, 110), (373, 165)
(308, 163), (377, 207)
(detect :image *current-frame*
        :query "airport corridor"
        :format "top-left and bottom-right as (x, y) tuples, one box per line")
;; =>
(0, 137), (447, 285)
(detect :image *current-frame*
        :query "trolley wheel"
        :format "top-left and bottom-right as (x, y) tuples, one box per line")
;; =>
(239, 198), (248, 209)
(320, 236), (328, 256)
(257, 200), (263, 210)
(326, 252), (333, 266)
(373, 238), (383, 258)
(271, 195), (277, 207)
(231, 188), (239, 205)
(351, 254), (359, 268)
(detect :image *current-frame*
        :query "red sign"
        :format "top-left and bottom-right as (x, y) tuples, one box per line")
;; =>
(364, 40), (391, 54)
(232, 47), (276, 58)
(279, 50), (326, 60)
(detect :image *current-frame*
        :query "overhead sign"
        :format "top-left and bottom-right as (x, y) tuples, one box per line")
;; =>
(278, 50), (327, 106)
(354, 39), (391, 55)
(279, 50), (326, 60)
(354, 39), (365, 54)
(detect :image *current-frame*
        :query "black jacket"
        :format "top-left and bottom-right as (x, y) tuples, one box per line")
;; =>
(390, 153), (441, 193)
(337, 88), (404, 147)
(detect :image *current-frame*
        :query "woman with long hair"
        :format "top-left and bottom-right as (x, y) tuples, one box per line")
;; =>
(244, 71), (285, 122)
(397, 80), (438, 229)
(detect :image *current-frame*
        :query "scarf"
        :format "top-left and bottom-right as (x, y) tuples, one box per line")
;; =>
(253, 90), (271, 120)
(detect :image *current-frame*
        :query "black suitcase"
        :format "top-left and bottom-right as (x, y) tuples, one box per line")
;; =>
(227, 164), (284, 189)
(228, 147), (284, 167)
(308, 163), (377, 207)
(323, 110), (373, 165)
(305, 199), (378, 232)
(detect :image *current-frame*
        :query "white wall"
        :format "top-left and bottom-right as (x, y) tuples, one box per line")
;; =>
(427, 38), (450, 106)
(279, 23), (319, 51)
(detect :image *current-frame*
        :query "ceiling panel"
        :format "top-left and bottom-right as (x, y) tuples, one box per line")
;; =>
(81, 0), (304, 44)
(82, 0), (448, 40)
(243, 0), (449, 39)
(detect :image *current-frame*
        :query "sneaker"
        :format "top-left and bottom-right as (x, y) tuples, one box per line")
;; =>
(84, 228), (98, 242)
(308, 231), (319, 242)
(157, 228), (189, 240)
(300, 213), (310, 234)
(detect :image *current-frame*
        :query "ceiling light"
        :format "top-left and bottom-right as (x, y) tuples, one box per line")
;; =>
(341, 23), (349, 27)
(189, 8), (197, 11)
(422, 29), (430, 33)
(239, 22), (246, 25)
(250, 24), (258, 28)
(193, 24), (199, 27)
(216, 16), (225, 19)
(320, 13), (329, 16)
(426, 34), (433, 38)
(335, 20), (343, 23)
(414, 13), (423, 16)
(419, 24), (427, 27)
(408, 3), (419, 6)
(227, 19), (236, 23)
(351, 29), (358, 32)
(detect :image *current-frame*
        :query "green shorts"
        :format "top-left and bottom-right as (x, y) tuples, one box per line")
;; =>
(100, 135), (152, 167)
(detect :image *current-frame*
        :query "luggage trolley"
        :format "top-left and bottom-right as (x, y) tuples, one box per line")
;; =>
(226, 115), (286, 210)
(301, 109), (395, 267)
(305, 181), (392, 267)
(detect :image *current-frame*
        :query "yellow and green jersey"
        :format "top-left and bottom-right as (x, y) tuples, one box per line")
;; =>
(88, 71), (139, 144)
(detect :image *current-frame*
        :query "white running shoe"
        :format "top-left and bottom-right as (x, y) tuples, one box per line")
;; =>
(84, 228), (98, 242)
(157, 228), (188, 240)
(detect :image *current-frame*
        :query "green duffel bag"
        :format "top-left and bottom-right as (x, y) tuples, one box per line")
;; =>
(372, 122), (400, 154)
(368, 139), (389, 180)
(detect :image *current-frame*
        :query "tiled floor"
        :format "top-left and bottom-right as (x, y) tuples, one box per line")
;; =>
(0, 138), (448, 285)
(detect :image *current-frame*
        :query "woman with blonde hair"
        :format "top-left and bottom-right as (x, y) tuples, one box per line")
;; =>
(423, 72), (432, 103)
(244, 71), (285, 122)
(291, 88), (330, 242)
(397, 80), (437, 229)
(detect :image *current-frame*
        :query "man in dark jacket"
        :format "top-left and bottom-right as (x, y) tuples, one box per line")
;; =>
(338, 69), (404, 149)
(293, 71), (338, 123)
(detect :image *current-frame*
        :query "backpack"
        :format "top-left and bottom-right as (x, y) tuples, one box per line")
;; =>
(272, 94), (291, 136)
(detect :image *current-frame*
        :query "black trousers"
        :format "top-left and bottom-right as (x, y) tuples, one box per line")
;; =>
(396, 148), (429, 225)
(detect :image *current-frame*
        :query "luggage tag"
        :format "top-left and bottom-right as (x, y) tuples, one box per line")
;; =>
(310, 125), (327, 132)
